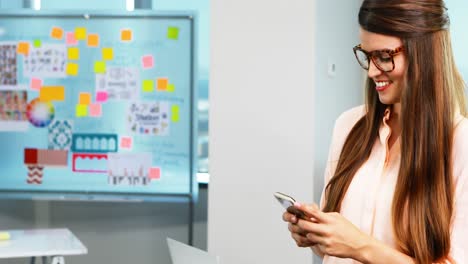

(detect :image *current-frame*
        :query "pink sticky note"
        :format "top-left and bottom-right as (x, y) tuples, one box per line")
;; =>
(120, 136), (133, 149)
(141, 55), (154, 69)
(96, 91), (108, 102)
(89, 103), (102, 117)
(149, 167), (161, 180)
(66, 32), (78, 46)
(30, 78), (43, 91)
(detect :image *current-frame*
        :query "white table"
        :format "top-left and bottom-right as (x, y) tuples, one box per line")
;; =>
(0, 228), (87, 264)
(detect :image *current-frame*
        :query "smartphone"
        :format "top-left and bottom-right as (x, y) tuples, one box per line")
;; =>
(273, 192), (307, 220)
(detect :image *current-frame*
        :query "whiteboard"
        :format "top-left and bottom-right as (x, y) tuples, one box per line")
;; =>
(0, 10), (197, 201)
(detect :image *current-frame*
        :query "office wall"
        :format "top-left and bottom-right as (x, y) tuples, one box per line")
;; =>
(313, 0), (363, 262)
(446, 0), (468, 80)
(208, 0), (315, 264)
(208, 1), (363, 264)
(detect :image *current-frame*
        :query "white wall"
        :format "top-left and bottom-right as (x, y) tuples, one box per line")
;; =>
(208, 0), (316, 264)
(446, 0), (468, 80)
(208, 0), (363, 264)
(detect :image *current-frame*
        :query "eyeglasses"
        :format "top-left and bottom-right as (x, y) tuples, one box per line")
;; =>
(353, 44), (404, 72)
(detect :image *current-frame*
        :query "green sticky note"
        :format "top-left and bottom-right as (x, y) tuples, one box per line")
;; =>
(94, 61), (106, 73)
(142, 80), (154, 92)
(167, 26), (179, 40)
(167, 83), (175, 92)
(33, 39), (42, 48)
(171, 105), (180, 122)
(76, 104), (88, 117)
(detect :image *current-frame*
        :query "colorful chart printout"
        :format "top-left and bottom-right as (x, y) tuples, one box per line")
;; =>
(0, 90), (27, 121)
(0, 90), (28, 131)
(48, 119), (73, 150)
(108, 153), (152, 186)
(71, 133), (118, 153)
(0, 43), (18, 86)
(26, 98), (55, 128)
(128, 101), (170, 136)
(23, 44), (67, 78)
(72, 153), (108, 173)
(95, 67), (139, 101)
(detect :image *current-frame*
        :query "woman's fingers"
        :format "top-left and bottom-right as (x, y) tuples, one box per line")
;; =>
(296, 218), (327, 236)
(288, 223), (308, 236)
(291, 232), (316, 247)
(305, 231), (324, 245)
(295, 202), (328, 223)
(282, 211), (297, 224)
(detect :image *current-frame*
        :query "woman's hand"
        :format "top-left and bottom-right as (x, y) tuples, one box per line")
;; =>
(282, 203), (319, 248)
(294, 203), (372, 261)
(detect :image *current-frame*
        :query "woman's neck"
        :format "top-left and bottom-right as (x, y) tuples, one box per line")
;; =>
(392, 103), (401, 118)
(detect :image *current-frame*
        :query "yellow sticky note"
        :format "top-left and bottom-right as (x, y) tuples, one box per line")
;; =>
(79, 92), (92, 105)
(87, 34), (99, 47)
(66, 63), (79, 76)
(40, 86), (65, 102)
(121, 29), (132, 41)
(76, 104), (88, 117)
(171, 105), (180, 122)
(94, 61), (106, 73)
(157, 78), (168, 91)
(17, 42), (30, 55)
(0, 232), (11, 241)
(67, 47), (79, 60)
(75, 27), (87, 40)
(51, 26), (64, 39)
(142, 80), (154, 92)
(167, 84), (175, 92)
(102, 47), (113, 60)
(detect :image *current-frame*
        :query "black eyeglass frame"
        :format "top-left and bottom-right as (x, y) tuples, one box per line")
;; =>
(353, 44), (404, 72)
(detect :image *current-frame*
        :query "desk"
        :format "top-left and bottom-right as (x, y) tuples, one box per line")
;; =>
(0, 228), (87, 264)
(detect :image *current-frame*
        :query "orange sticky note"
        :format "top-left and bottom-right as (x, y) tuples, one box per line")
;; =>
(67, 47), (79, 60)
(66, 63), (79, 76)
(102, 47), (113, 60)
(40, 86), (65, 102)
(51, 26), (64, 39)
(157, 78), (169, 91)
(75, 27), (87, 40)
(89, 103), (102, 117)
(79, 92), (91, 105)
(121, 29), (132, 41)
(87, 34), (99, 47)
(17, 42), (30, 56)
(76, 104), (88, 117)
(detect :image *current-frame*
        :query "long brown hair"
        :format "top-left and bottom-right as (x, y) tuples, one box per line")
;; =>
(322, 1), (467, 263)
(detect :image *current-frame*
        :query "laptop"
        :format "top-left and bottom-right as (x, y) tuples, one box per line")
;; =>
(167, 238), (220, 264)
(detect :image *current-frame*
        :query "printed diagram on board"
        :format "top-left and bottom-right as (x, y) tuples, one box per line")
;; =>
(23, 44), (67, 78)
(127, 101), (170, 136)
(0, 43), (18, 85)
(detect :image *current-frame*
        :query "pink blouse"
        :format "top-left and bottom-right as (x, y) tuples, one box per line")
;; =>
(320, 105), (468, 264)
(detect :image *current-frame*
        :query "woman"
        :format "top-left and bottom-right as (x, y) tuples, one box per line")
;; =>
(283, 0), (468, 263)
